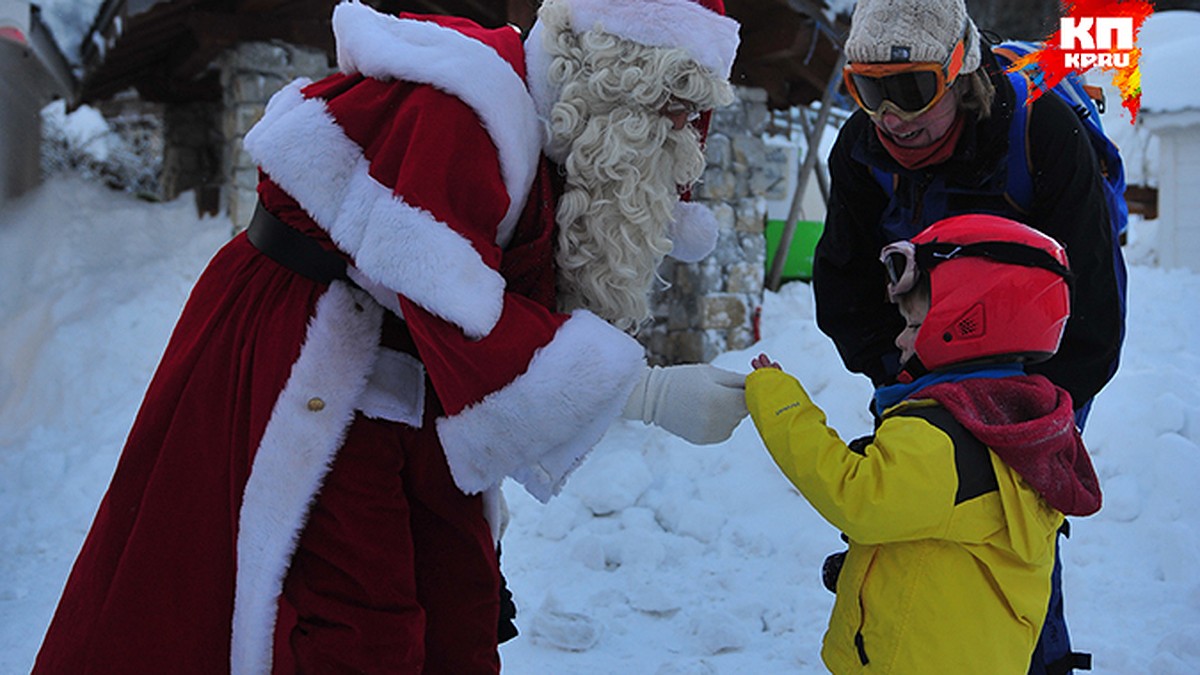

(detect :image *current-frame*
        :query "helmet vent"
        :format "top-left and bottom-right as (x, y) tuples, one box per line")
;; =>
(952, 303), (986, 340)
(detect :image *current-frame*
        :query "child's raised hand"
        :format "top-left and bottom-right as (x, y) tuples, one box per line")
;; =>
(751, 353), (781, 370)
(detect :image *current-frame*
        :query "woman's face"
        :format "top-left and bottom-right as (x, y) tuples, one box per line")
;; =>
(871, 85), (960, 148)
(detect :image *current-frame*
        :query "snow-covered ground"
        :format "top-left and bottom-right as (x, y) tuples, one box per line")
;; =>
(4, 6), (1200, 672)
(0, 172), (1198, 674)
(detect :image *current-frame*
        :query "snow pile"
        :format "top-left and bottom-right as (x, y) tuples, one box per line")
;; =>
(2, 9), (1199, 669)
(2, 171), (1199, 675)
(1139, 11), (1200, 115)
(34, 0), (106, 70)
(40, 100), (162, 197)
(0, 177), (228, 674)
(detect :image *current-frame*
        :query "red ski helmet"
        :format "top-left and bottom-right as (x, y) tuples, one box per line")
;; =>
(880, 214), (1073, 371)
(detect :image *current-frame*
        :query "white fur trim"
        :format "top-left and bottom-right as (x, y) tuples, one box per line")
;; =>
(332, 1), (541, 247)
(437, 310), (646, 503)
(231, 283), (383, 675)
(244, 81), (505, 339)
(668, 200), (720, 262)
(537, 0), (739, 77)
(525, 0), (740, 146)
(524, 20), (555, 136)
(566, 0), (739, 78)
(357, 348), (425, 427)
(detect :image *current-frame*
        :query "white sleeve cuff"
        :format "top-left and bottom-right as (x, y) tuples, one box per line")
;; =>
(436, 310), (646, 502)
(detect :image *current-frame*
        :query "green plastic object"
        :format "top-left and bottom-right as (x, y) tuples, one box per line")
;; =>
(765, 219), (824, 281)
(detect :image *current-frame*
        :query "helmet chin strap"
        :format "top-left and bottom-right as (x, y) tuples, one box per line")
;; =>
(896, 354), (930, 384)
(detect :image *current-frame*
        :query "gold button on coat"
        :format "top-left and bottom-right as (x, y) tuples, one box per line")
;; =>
(306, 397), (326, 412)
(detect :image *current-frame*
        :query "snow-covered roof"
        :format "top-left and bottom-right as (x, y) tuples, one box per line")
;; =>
(1, 1), (76, 100)
(1140, 10), (1200, 117)
(32, 0), (104, 68)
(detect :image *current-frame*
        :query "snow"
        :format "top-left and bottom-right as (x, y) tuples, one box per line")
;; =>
(1139, 11), (1200, 114)
(34, 0), (105, 68)
(40, 99), (123, 162)
(2, 178), (1199, 675)
(3, 10), (1200, 673)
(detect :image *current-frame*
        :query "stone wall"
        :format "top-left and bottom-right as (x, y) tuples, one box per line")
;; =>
(218, 41), (333, 231)
(161, 100), (222, 214)
(639, 87), (781, 365)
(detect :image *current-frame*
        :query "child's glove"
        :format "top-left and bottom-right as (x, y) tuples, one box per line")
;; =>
(822, 550), (847, 593)
(622, 364), (748, 444)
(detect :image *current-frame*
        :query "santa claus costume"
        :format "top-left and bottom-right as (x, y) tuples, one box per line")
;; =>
(33, 1), (739, 674)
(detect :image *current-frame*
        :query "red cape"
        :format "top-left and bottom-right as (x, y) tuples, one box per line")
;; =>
(35, 6), (646, 673)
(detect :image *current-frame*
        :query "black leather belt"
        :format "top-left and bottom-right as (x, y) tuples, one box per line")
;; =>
(246, 202), (348, 285)
(247, 202), (420, 358)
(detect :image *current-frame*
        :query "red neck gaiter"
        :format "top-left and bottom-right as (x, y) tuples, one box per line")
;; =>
(917, 375), (1102, 517)
(875, 112), (966, 170)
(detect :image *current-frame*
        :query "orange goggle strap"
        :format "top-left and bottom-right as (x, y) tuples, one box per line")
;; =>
(944, 20), (969, 83)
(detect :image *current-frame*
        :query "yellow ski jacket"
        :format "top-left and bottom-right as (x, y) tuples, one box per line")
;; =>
(747, 368), (1065, 674)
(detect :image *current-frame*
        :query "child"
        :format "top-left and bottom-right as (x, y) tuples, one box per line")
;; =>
(746, 214), (1102, 673)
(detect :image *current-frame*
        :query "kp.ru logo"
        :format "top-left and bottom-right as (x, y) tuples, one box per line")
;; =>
(1060, 16), (1134, 68)
(1006, 0), (1154, 123)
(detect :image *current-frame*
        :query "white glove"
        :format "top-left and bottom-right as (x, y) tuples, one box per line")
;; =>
(622, 364), (748, 445)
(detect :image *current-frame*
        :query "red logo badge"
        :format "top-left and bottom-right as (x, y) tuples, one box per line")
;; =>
(1006, 0), (1155, 123)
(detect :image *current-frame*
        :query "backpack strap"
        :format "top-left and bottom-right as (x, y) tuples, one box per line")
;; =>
(1003, 71), (1035, 216)
(1047, 651), (1094, 674)
(887, 403), (998, 504)
(1081, 84), (1107, 114)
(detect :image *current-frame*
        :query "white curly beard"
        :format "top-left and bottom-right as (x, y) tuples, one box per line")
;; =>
(536, 3), (735, 333)
(554, 114), (706, 332)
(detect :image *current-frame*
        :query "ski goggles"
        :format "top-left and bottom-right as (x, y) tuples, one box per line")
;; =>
(843, 24), (969, 120)
(880, 239), (1075, 301)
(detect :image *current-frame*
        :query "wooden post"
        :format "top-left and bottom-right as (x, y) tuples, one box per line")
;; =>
(797, 109), (830, 206)
(766, 50), (845, 292)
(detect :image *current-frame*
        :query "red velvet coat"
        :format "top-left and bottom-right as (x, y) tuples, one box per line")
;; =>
(33, 6), (651, 673)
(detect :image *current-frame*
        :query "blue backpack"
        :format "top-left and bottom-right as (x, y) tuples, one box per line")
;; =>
(993, 41), (1128, 326)
(871, 41), (1129, 331)
(993, 41), (1128, 232)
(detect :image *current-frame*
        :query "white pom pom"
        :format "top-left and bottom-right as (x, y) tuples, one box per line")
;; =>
(668, 201), (719, 263)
